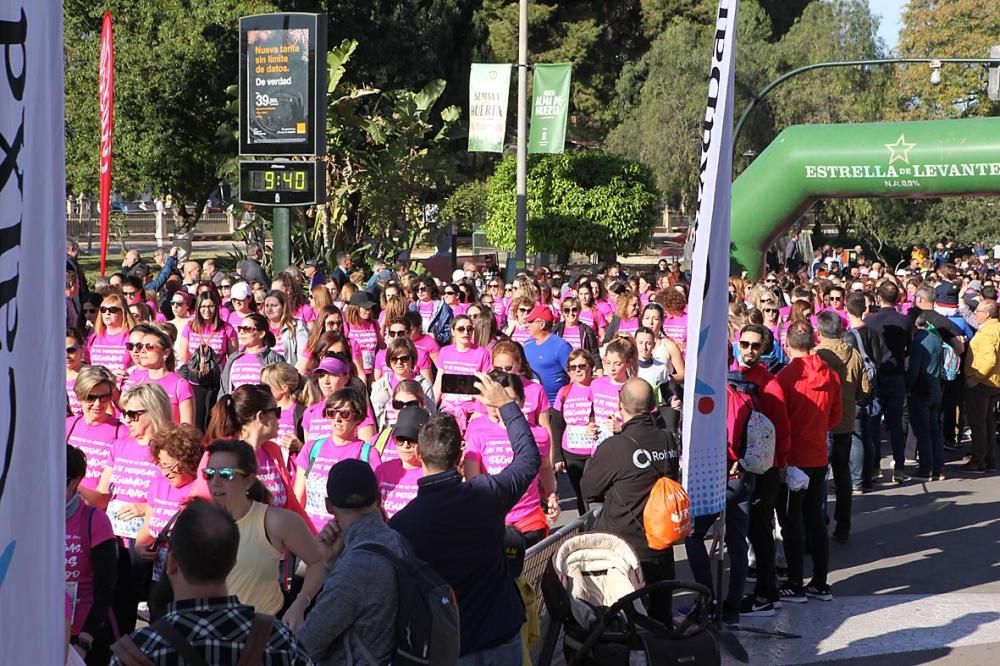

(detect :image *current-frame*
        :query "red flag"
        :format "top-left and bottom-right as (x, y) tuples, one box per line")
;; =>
(98, 11), (114, 276)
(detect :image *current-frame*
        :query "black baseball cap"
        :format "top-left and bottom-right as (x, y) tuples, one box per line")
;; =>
(394, 406), (430, 442)
(325, 459), (379, 509)
(350, 291), (377, 310)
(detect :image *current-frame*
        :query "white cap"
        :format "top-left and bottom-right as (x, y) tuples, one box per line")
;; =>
(452, 269), (466, 282)
(230, 282), (251, 300)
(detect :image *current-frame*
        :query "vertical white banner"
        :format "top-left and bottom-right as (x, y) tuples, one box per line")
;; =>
(0, 2), (66, 663)
(468, 63), (511, 153)
(682, 0), (738, 518)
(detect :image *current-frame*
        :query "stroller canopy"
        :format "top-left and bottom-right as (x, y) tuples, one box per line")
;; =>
(553, 532), (647, 628)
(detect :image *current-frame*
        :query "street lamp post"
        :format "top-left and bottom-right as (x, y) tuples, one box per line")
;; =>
(514, 0), (529, 277)
(733, 56), (1000, 155)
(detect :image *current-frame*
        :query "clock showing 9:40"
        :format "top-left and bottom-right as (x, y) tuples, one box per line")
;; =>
(239, 160), (325, 205)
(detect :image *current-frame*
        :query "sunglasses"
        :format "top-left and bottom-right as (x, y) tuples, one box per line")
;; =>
(324, 407), (358, 420)
(99, 306), (123, 314)
(122, 290), (139, 297)
(387, 329), (408, 338)
(202, 467), (248, 482)
(121, 408), (148, 421)
(454, 325), (473, 334)
(82, 392), (113, 404)
(518, 307), (532, 314)
(765, 278), (777, 284)
(563, 307), (579, 314)
(417, 287), (428, 292)
(762, 308), (779, 314)
(394, 437), (418, 449)
(389, 355), (412, 365)
(829, 296), (843, 302)
(488, 283), (501, 289)
(220, 284), (233, 289)
(738, 340), (763, 351)
(444, 290), (457, 296)
(392, 399), (421, 410)
(505, 287), (514, 292)
(66, 345), (81, 354)
(568, 363), (591, 371)
(129, 342), (164, 352)
(171, 300), (186, 307)
(237, 325), (260, 333)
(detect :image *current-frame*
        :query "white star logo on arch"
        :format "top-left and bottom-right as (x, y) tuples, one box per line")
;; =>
(885, 134), (917, 165)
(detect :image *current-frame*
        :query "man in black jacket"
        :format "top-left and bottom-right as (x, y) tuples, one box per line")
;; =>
(581, 378), (680, 622)
(390, 372), (540, 662)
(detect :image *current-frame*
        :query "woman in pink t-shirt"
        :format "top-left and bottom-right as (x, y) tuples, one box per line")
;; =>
(591, 336), (639, 444)
(294, 388), (382, 532)
(604, 293), (642, 343)
(374, 317), (434, 384)
(463, 371), (558, 546)
(86, 293), (135, 378)
(261, 362), (308, 465)
(122, 327), (194, 424)
(443, 284), (469, 317)
(264, 290), (309, 366)
(370, 338), (436, 429)
(484, 277), (508, 328)
(434, 315), (493, 418)
(554, 349), (600, 514)
(655, 286), (690, 348)
(504, 296), (535, 346)
(135, 424), (207, 572)
(640, 304), (685, 383)
(345, 291), (381, 380)
(375, 409), (427, 517)
(66, 366), (123, 507)
(179, 291), (238, 429)
(491, 340), (552, 431)
(65, 445), (116, 660)
(576, 282), (607, 342)
(66, 328), (87, 417)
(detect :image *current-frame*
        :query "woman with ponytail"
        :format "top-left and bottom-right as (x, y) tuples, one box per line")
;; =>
(204, 440), (325, 629)
(204, 384), (307, 526)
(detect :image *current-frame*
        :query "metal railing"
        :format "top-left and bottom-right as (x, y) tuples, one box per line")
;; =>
(523, 506), (603, 665)
(66, 213), (234, 247)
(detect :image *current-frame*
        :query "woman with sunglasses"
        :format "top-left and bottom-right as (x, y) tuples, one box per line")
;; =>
(375, 404), (428, 518)
(263, 290), (308, 367)
(552, 296), (600, 354)
(554, 350), (600, 514)
(345, 291), (382, 381)
(299, 305), (350, 373)
(86, 293), (136, 377)
(442, 283), (468, 317)
(591, 336), (639, 442)
(575, 282), (607, 342)
(504, 296), (535, 345)
(484, 277), (508, 328)
(371, 338), (436, 430)
(260, 362), (308, 464)
(134, 424), (209, 570)
(301, 356), (378, 449)
(205, 385), (310, 524)
(405, 310), (442, 368)
(179, 291), (238, 428)
(204, 440), (325, 628)
(220, 313), (285, 396)
(374, 317), (433, 383)
(464, 370), (558, 547)
(122, 326), (195, 425)
(410, 277), (454, 346)
(65, 445), (117, 665)
(67, 366), (123, 508)
(167, 290), (193, 340)
(81, 293), (103, 334)
(294, 387), (383, 532)
(434, 315), (493, 416)
(128, 302), (155, 325)
(67, 328), (88, 416)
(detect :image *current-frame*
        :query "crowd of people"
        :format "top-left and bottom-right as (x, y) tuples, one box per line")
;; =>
(61, 233), (1000, 664)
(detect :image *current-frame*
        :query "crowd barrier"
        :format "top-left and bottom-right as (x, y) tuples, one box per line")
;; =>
(523, 506), (603, 666)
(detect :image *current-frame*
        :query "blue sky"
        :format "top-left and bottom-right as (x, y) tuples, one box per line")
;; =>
(868, 0), (908, 51)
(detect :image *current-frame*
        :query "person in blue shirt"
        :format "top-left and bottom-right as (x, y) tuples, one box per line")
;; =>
(521, 305), (572, 404)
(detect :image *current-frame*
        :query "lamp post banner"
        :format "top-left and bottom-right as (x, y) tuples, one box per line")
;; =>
(528, 63), (571, 154)
(0, 1), (67, 663)
(682, 0), (739, 518)
(98, 10), (114, 276)
(468, 63), (511, 152)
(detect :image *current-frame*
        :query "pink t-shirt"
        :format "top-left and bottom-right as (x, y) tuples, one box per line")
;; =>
(296, 304), (317, 325)
(295, 439), (382, 531)
(225, 308), (251, 328)
(616, 316), (639, 337)
(255, 444), (289, 508)
(66, 416), (120, 490)
(555, 382), (598, 455)
(375, 460), (422, 518)
(411, 334), (440, 361)
(346, 320), (379, 372)
(105, 436), (160, 538)
(662, 313), (688, 345)
(437, 344), (493, 409)
(269, 326), (286, 356)
(491, 299), (508, 328)
(228, 352), (264, 391)
(510, 325), (533, 346)
(559, 324), (583, 350)
(579, 307), (606, 334)
(86, 330), (131, 374)
(451, 302), (470, 317)
(181, 322), (237, 367)
(122, 370), (193, 422)
(65, 502), (115, 635)
(522, 380), (551, 426)
(146, 475), (196, 539)
(464, 418), (550, 525)
(67, 375), (83, 416)
(276, 404), (299, 444)
(418, 301), (435, 333)
(596, 300), (615, 319)
(590, 376), (624, 444)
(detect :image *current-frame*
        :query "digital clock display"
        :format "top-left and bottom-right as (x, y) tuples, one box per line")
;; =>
(249, 169), (308, 192)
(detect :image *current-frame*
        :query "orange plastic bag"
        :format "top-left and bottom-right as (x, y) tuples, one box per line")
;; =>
(644, 476), (692, 550)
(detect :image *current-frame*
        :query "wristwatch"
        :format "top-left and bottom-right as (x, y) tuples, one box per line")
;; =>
(71, 635), (93, 652)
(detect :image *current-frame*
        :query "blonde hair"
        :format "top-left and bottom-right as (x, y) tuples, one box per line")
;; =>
(119, 382), (173, 432)
(94, 293), (136, 335)
(73, 365), (116, 400)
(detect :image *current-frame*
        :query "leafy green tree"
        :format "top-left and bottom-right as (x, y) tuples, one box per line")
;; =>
(439, 180), (489, 234)
(485, 151), (659, 262)
(64, 0), (275, 230)
(892, 0), (1000, 119)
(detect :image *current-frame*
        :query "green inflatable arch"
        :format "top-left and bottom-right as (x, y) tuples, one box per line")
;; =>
(731, 117), (1000, 278)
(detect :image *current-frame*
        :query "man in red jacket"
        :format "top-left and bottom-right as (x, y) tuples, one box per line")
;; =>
(734, 324), (791, 616)
(775, 322), (842, 604)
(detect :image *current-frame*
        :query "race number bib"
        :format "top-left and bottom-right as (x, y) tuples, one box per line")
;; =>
(107, 499), (144, 539)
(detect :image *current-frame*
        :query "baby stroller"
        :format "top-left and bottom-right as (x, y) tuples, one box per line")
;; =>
(540, 532), (720, 666)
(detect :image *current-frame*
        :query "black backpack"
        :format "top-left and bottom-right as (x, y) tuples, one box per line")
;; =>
(356, 542), (460, 666)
